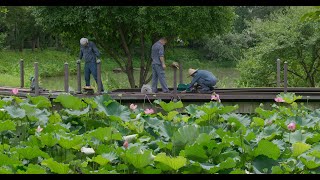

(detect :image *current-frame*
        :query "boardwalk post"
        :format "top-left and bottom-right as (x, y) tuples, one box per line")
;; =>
(97, 59), (102, 94)
(20, 59), (24, 88)
(64, 62), (69, 93)
(179, 60), (183, 84)
(284, 61), (288, 93)
(77, 60), (81, 94)
(277, 58), (281, 87)
(34, 62), (39, 96)
(171, 62), (179, 101)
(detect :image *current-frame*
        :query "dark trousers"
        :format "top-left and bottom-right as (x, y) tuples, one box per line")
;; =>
(151, 64), (169, 93)
(197, 78), (216, 93)
(84, 62), (104, 91)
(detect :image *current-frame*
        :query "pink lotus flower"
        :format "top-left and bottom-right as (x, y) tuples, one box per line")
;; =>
(123, 140), (129, 149)
(130, 103), (137, 110)
(144, 108), (154, 114)
(36, 125), (43, 133)
(287, 122), (296, 131)
(274, 97), (285, 102)
(12, 88), (19, 95)
(211, 94), (221, 102)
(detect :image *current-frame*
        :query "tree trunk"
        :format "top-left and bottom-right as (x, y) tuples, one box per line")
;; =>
(139, 32), (146, 88)
(119, 26), (135, 88)
(37, 36), (40, 49)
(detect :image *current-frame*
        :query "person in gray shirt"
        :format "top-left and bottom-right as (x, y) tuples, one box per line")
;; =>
(79, 37), (104, 92)
(151, 37), (170, 93)
(185, 68), (218, 93)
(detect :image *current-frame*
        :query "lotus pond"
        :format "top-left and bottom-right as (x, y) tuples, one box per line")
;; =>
(0, 92), (320, 174)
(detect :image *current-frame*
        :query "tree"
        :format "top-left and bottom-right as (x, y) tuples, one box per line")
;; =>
(33, 6), (235, 88)
(237, 6), (320, 87)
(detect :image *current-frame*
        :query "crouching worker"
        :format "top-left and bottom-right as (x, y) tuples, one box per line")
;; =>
(184, 68), (218, 94)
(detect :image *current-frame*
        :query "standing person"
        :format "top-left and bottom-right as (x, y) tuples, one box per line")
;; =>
(79, 37), (104, 92)
(185, 68), (218, 93)
(151, 37), (170, 93)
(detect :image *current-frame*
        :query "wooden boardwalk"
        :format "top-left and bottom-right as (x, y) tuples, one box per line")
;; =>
(2, 86), (320, 113)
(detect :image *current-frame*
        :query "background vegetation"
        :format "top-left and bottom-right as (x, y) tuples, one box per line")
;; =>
(0, 6), (320, 91)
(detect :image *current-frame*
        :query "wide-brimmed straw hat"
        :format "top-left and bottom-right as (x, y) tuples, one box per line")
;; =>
(188, 68), (198, 77)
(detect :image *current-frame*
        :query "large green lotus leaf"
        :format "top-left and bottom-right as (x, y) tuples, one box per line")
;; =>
(252, 117), (265, 127)
(181, 162), (203, 174)
(0, 120), (16, 133)
(216, 151), (240, 163)
(294, 115), (319, 128)
(41, 158), (70, 174)
(4, 106), (25, 119)
(261, 124), (282, 140)
(141, 166), (162, 174)
(198, 157), (237, 173)
(308, 144), (320, 158)
(0, 166), (13, 174)
(22, 135), (41, 147)
(15, 146), (50, 159)
(125, 146), (154, 169)
(184, 143), (208, 162)
(82, 97), (98, 109)
(299, 154), (320, 169)
(20, 104), (50, 124)
(92, 155), (110, 166)
(172, 125), (200, 147)
(253, 140), (280, 160)
(0, 99), (6, 108)
(54, 94), (87, 110)
(185, 104), (205, 118)
(64, 106), (90, 116)
(99, 101), (130, 122)
(58, 134), (84, 150)
(292, 142), (311, 157)
(283, 131), (313, 144)
(154, 152), (187, 171)
(271, 139), (286, 152)
(158, 121), (180, 141)
(252, 155), (279, 174)
(163, 111), (179, 121)
(217, 105), (239, 114)
(0, 153), (22, 166)
(48, 111), (62, 124)
(255, 107), (276, 119)
(229, 169), (246, 174)
(222, 113), (251, 128)
(27, 95), (52, 109)
(159, 100), (183, 112)
(271, 166), (284, 174)
(46, 124), (70, 135)
(86, 127), (122, 142)
(17, 164), (47, 174)
(38, 133), (58, 147)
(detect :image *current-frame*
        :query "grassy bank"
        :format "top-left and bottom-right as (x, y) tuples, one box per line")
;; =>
(0, 48), (239, 90)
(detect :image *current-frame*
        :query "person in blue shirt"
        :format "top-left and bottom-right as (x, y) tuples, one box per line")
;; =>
(79, 37), (104, 92)
(185, 68), (218, 93)
(151, 37), (170, 93)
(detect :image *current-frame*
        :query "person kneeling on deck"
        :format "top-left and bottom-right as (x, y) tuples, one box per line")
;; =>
(79, 37), (105, 92)
(184, 68), (217, 94)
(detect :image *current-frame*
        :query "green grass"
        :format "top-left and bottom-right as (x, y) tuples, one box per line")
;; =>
(0, 47), (240, 91)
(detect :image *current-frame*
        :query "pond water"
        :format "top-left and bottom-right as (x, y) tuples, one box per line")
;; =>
(41, 68), (240, 91)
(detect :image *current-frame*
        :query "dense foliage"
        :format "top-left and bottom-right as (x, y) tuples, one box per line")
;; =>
(1, 92), (320, 174)
(237, 6), (320, 87)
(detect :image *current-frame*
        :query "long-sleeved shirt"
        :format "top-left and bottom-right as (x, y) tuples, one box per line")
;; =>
(188, 70), (217, 89)
(151, 40), (164, 65)
(79, 41), (100, 63)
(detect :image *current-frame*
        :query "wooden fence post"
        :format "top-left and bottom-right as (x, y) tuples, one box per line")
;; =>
(179, 60), (183, 84)
(77, 60), (81, 94)
(277, 58), (281, 87)
(34, 62), (39, 96)
(64, 62), (69, 93)
(284, 61), (288, 93)
(20, 59), (24, 88)
(97, 60), (102, 94)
